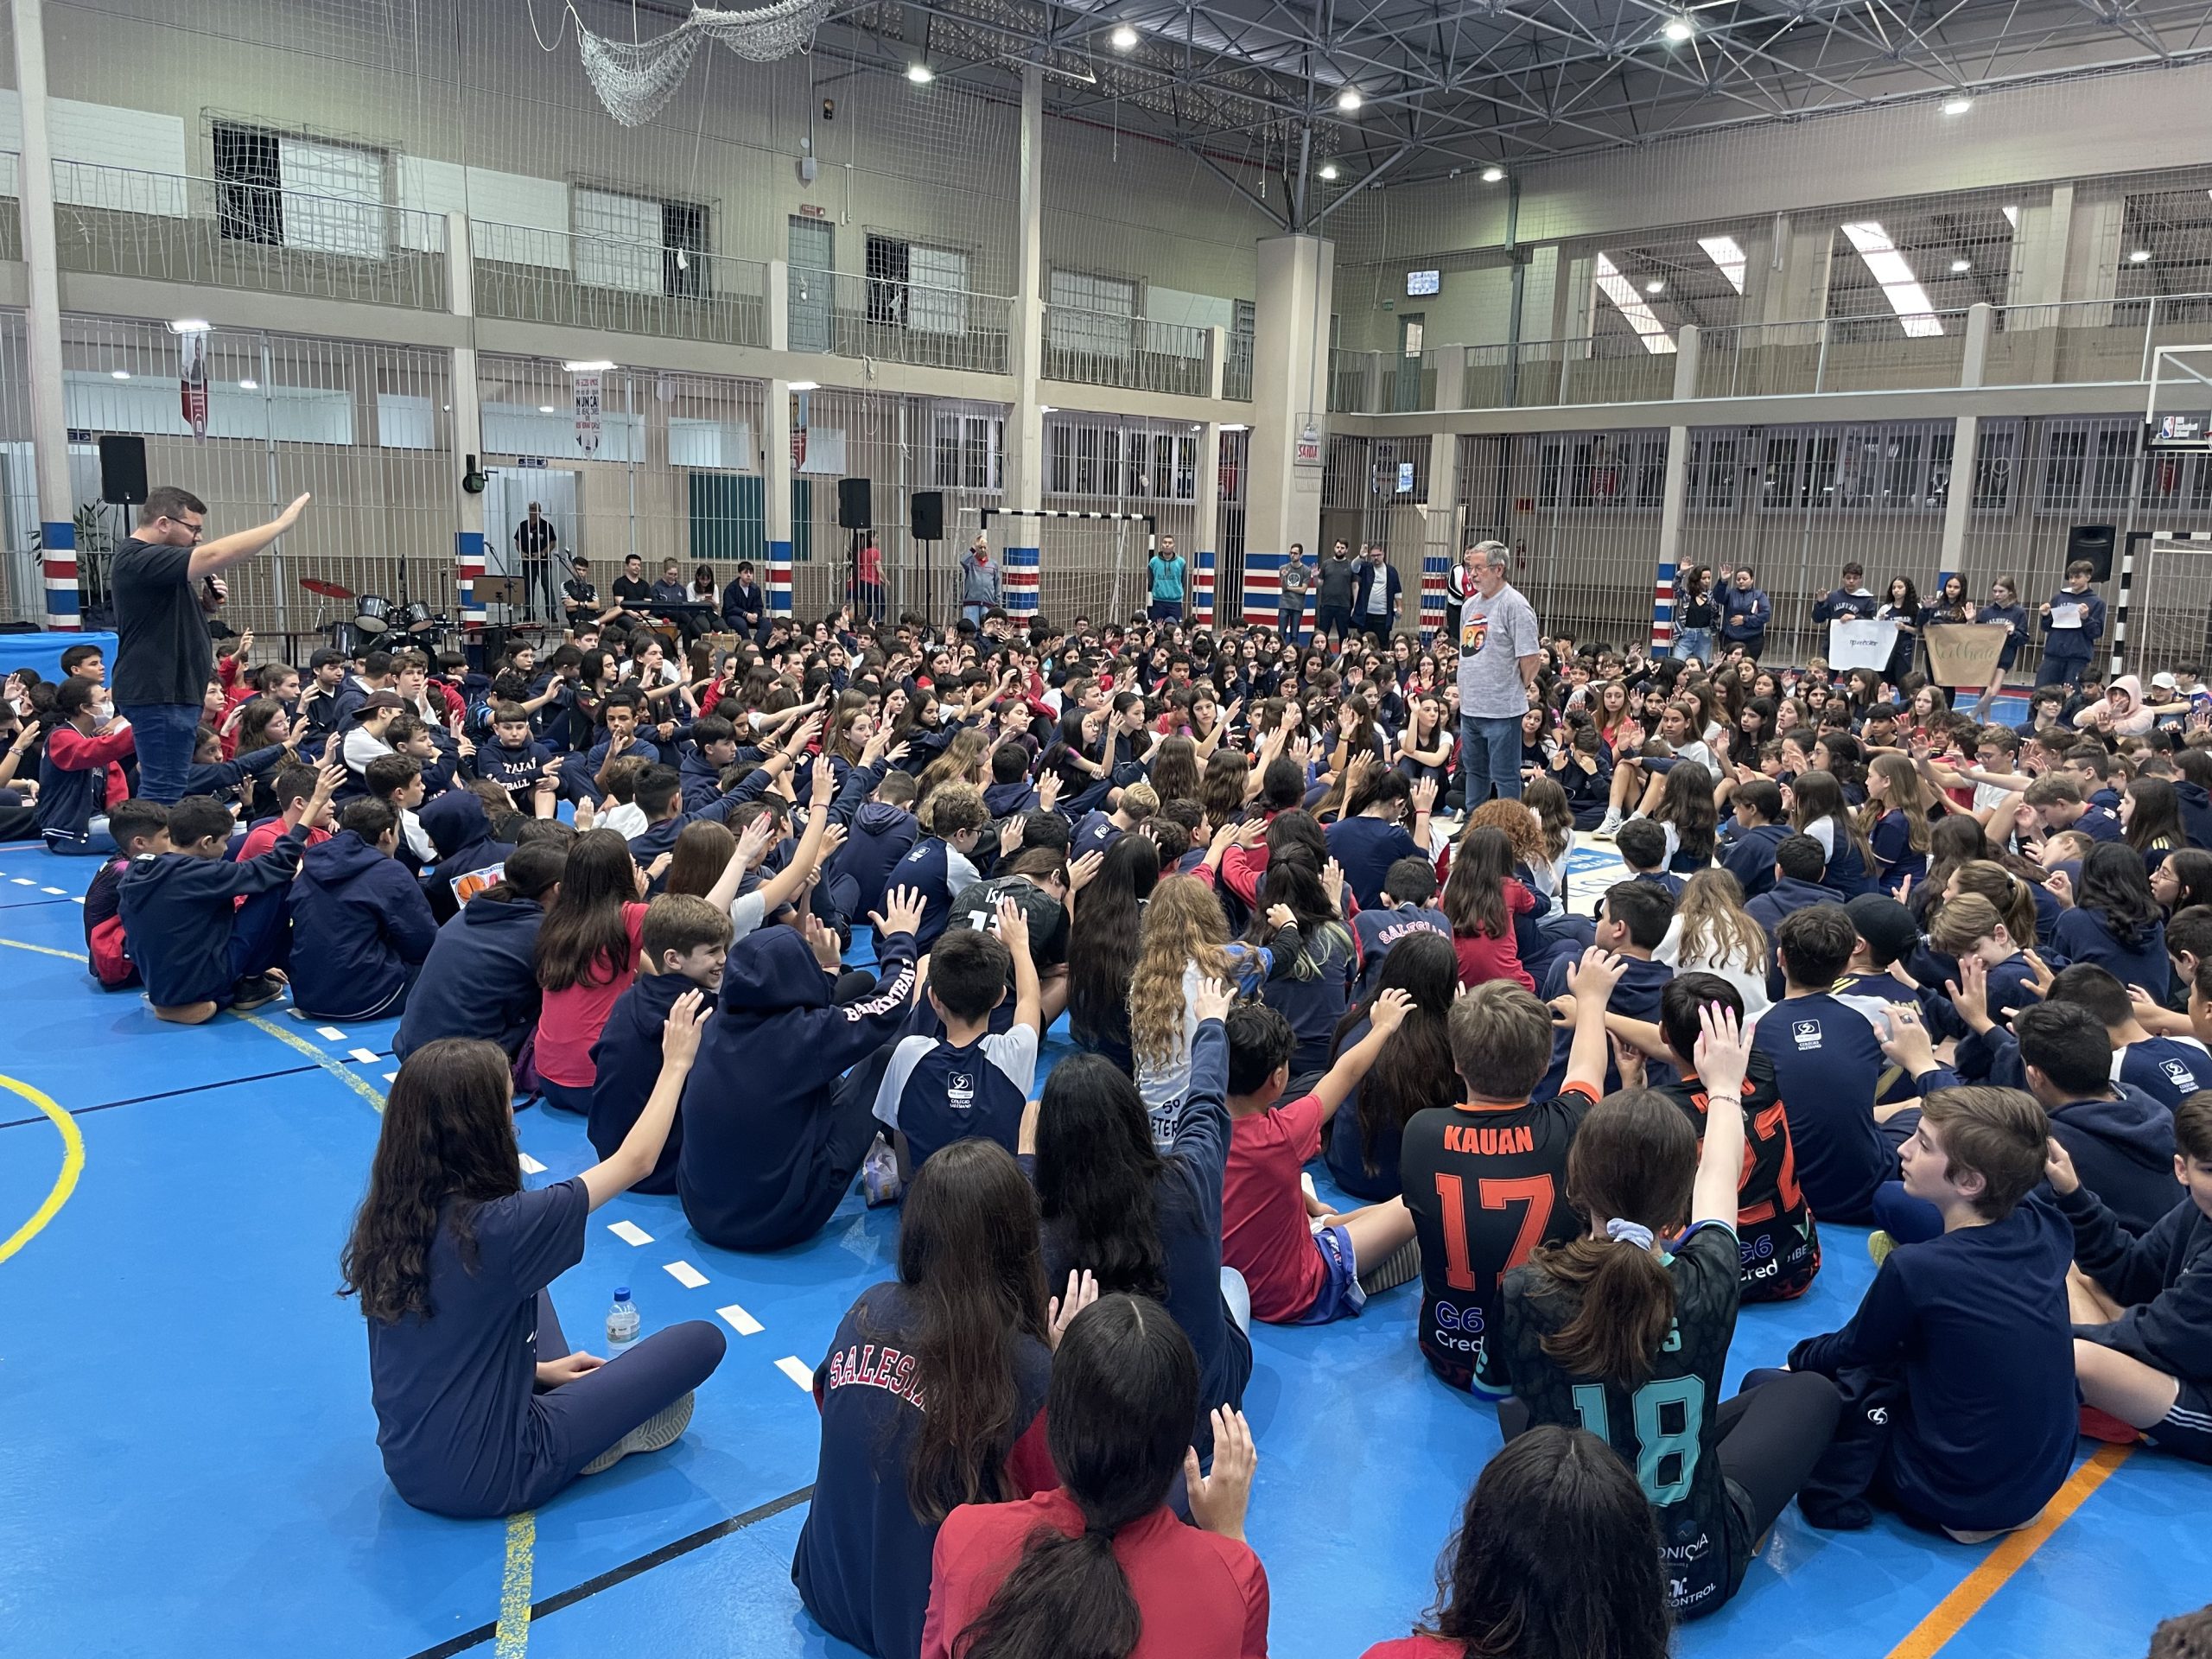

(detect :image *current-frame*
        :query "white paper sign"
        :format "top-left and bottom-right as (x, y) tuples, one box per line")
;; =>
(1828, 616), (1899, 671)
(572, 371), (602, 456)
(2050, 601), (2084, 630)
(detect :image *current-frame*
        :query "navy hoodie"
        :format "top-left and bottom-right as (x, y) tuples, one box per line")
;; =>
(629, 769), (783, 878)
(418, 791), (512, 925)
(2058, 1180), (2212, 1387)
(118, 827), (308, 1007)
(677, 746), (728, 812)
(475, 736), (551, 796)
(394, 891), (545, 1062)
(1720, 821), (1789, 899)
(2049, 1088), (2179, 1234)
(677, 926), (919, 1251)
(1535, 953), (1675, 1098)
(2175, 780), (2212, 852)
(588, 970), (710, 1195)
(824, 802), (920, 925)
(288, 830), (440, 1020)
(982, 779), (1039, 817)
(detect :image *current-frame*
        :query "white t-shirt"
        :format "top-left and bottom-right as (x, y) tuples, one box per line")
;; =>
(1656, 917), (1773, 1022)
(1135, 960), (1211, 1137)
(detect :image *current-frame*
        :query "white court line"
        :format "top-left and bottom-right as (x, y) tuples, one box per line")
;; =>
(518, 1153), (547, 1175)
(40, 887), (65, 894)
(383, 1072), (398, 1083)
(315, 1026), (346, 1040)
(716, 1303), (763, 1336)
(664, 1260), (709, 1288)
(774, 1356), (814, 1389)
(346, 1048), (378, 1064)
(607, 1219), (653, 1246)
(10, 877), (31, 886)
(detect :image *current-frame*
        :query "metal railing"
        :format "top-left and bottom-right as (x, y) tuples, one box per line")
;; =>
(1986, 293), (2212, 388)
(1690, 320), (1827, 399)
(1041, 307), (1210, 397)
(1460, 336), (1675, 410)
(787, 265), (1011, 373)
(48, 161), (448, 309)
(0, 156), (19, 264)
(1224, 332), (1253, 402)
(472, 220), (766, 346)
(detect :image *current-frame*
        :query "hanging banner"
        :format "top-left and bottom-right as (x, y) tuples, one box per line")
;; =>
(791, 388), (810, 470)
(179, 327), (210, 442)
(1828, 616), (1898, 671)
(572, 372), (602, 456)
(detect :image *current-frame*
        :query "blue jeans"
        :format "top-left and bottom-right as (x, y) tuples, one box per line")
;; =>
(1673, 628), (1714, 662)
(1460, 714), (1524, 804)
(117, 702), (203, 804)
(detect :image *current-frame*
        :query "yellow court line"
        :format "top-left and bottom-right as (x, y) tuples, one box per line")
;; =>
(1884, 1443), (2133, 1659)
(0, 1073), (86, 1265)
(494, 1510), (537, 1658)
(235, 1013), (390, 1115)
(0, 936), (90, 963)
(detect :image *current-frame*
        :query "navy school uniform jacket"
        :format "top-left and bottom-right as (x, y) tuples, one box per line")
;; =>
(1535, 953), (1675, 1099)
(2048, 1090), (2179, 1235)
(2174, 781), (2212, 851)
(629, 768), (785, 880)
(288, 830), (439, 1021)
(181, 741), (288, 809)
(2073, 806), (2125, 844)
(393, 892), (545, 1063)
(118, 825), (308, 1008)
(2121, 1036), (2207, 1109)
(982, 779), (1039, 817)
(1789, 1191), (2076, 1534)
(1720, 821), (1790, 899)
(418, 791), (512, 923)
(1351, 902), (1452, 998)
(2051, 907), (2168, 998)
(824, 803), (920, 928)
(559, 733), (658, 803)
(2038, 590), (2106, 657)
(2058, 1181), (2212, 1389)
(34, 720), (132, 845)
(677, 925), (921, 1252)
(1070, 808), (1124, 861)
(475, 736), (551, 796)
(1751, 993), (1891, 1224)
(887, 836), (981, 950)
(1746, 876), (1835, 996)
(871, 1022), (1040, 1170)
(1325, 814), (1426, 913)
(1867, 810), (1929, 889)
(677, 746), (728, 813)
(588, 970), (710, 1195)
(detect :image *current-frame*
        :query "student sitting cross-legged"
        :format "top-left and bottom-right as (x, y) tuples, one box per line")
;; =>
(1478, 1001), (1841, 1621)
(678, 886), (925, 1253)
(394, 836), (567, 1067)
(874, 898), (1043, 1178)
(287, 798), (440, 1022)
(341, 998), (726, 1519)
(587, 894), (734, 1196)
(83, 798), (168, 992)
(119, 762), (342, 1025)
(1785, 1085), (2076, 1540)
(2050, 1090), (2212, 1467)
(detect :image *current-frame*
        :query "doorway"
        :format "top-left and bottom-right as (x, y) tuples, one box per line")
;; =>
(484, 467), (580, 623)
(788, 216), (835, 354)
(1395, 313), (1426, 413)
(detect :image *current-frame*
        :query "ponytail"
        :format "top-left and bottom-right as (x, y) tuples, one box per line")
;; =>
(954, 1522), (1143, 1659)
(1531, 1233), (1679, 1385)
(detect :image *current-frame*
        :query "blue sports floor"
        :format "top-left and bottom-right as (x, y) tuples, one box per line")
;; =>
(1, 831), (2206, 1659)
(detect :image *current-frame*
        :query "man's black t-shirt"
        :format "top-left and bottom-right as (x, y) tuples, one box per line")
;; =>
(514, 519), (557, 556)
(1399, 1083), (1594, 1389)
(612, 575), (652, 607)
(111, 537), (211, 707)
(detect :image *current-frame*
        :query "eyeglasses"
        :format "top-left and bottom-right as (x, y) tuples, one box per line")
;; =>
(173, 519), (206, 542)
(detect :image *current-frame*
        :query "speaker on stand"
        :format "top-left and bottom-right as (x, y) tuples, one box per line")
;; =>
(910, 491), (944, 619)
(2068, 524), (2115, 582)
(92, 435), (151, 626)
(836, 478), (873, 621)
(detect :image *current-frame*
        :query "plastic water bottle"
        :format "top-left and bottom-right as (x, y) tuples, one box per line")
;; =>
(606, 1287), (640, 1355)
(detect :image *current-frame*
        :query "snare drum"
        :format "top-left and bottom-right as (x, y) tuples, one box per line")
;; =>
(354, 594), (395, 633)
(395, 601), (434, 634)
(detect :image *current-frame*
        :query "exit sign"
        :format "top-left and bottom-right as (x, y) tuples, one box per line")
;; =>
(798, 203), (827, 219)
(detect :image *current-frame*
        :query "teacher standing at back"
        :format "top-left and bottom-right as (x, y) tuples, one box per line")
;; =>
(111, 486), (311, 803)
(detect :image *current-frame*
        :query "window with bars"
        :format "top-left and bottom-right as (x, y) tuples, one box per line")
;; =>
(1048, 270), (1137, 359)
(2037, 420), (2141, 513)
(213, 123), (385, 257)
(932, 413), (1002, 491)
(1688, 435), (1741, 511)
(574, 187), (707, 297)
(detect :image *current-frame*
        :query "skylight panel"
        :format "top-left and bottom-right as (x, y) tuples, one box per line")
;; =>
(1698, 234), (1747, 294)
(1593, 253), (1677, 353)
(1840, 221), (1943, 339)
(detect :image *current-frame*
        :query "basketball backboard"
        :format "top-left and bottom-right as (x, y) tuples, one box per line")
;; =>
(2145, 345), (2212, 454)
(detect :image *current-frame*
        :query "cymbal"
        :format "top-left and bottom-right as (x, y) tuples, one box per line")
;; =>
(300, 576), (356, 600)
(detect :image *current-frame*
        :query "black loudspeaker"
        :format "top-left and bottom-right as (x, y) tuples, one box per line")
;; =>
(2068, 524), (2115, 582)
(99, 435), (149, 505)
(910, 490), (945, 542)
(836, 477), (874, 531)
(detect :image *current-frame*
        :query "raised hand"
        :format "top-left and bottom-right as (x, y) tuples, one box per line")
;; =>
(1046, 1269), (1099, 1350)
(1184, 1408), (1257, 1542)
(1565, 946), (1626, 1004)
(1693, 1001), (1751, 1097)
(660, 987), (710, 1066)
(872, 883), (927, 939)
(1191, 976), (1234, 1024)
(1369, 986), (1414, 1036)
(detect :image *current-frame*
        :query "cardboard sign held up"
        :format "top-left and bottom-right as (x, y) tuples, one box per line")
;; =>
(1924, 622), (2012, 690)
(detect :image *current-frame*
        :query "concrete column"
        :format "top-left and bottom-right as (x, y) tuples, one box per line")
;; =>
(1650, 327), (1700, 652)
(1420, 350), (1463, 642)
(2063, 187), (2126, 323)
(1939, 304), (1992, 586)
(445, 210), (488, 632)
(1001, 67), (1046, 618)
(764, 382), (793, 619)
(14, 0), (76, 628)
(1245, 232), (1333, 626)
(766, 260), (791, 353)
(1193, 418), (1220, 626)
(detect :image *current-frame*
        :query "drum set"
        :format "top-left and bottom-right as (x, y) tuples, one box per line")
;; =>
(302, 577), (450, 655)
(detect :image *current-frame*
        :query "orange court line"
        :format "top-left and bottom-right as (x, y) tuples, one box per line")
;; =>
(1883, 1443), (2133, 1659)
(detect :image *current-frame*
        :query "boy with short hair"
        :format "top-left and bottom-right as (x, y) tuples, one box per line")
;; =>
(287, 797), (439, 1021)
(889, 780), (991, 949)
(59, 642), (105, 683)
(119, 763), (340, 1024)
(476, 701), (553, 796)
(586, 893), (734, 1193)
(1788, 1085), (2077, 1539)
(35, 678), (134, 854)
(2012, 1001), (2177, 1232)
(1719, 778), (1789, 899)
(1751, 904), (1892, 1224)
(1222, 989), (1417, 1325)
(84, 798), (167, 991)
(238, 764), (335, 862)
(1532, 880), (1675, 1096)
(364, 752), (434, 870)
(2050, 1091), (2212, 1466)
(1613, 817), (1685, 900)
(2023, 772), (2121, 842)
(1402, 950), (1622, 1389)
(2036, 559), (2106, 689)
(1351, 854), (1452, 999)
(872, 899), (1041, 1173)
(1746, 833), (1831, 938)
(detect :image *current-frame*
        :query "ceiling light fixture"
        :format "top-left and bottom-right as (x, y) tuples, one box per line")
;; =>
(1941, 96), (1973, 115)
(1662, 17), (1693, 41)
(1336, 88), (1362, 111)
(1948, 258), (1971, 273)
(2129, 249), (2152, 263)
(1110, 22), (1137, 48)
(789, 380), (822, 391)
(563, 359), (615, 372)
(1644, 278), (1666, 295)
(1481, 165), (1505, 183)
(1699, 234), (1748, 293)
(1319, 163), (1340, 181)
(906, 62), (934, 83)
(1592, 253), (1677, 354)
(238, 378), (258, 389)
(168, 318), (211, 334)
(1840, 220), (1943, 338)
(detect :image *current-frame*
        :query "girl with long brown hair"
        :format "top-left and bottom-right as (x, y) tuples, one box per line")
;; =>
(1129, 875), (1239, 1135)
(531, 829), (650, 1114)
(1485, 1005), (1840, 1623)
(1859, 750), (1939, 892)
(1656, 868), (1771, 1020)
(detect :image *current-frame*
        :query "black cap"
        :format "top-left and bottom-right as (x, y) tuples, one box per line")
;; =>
(1845, 893), (1920, 969)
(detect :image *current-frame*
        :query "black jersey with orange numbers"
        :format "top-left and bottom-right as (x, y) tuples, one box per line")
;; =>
(1481, 1222), (1751, 1619)
(1398, 1082), (1595, 1390)
(1662, 1049), (1820, 1301)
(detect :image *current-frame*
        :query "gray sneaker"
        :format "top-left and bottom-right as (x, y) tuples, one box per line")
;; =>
(581, 1389), (696, 1476)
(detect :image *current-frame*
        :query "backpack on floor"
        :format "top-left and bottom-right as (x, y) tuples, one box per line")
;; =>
(89, 912), (138, 991)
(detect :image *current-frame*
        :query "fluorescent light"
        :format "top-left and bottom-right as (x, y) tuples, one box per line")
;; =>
(1480, 165), (1505, 183)
(1592, 253), (1677, 354)
(537, 404), (556, 414)
(1221, 423), (1249, 431)
(906, 62), (933, 83)
(110, 369), (129, 379)
(1840, 221), (1943, 338)
(788, 380), (822, 391)
(1948, 258), (1971, 274)
(1336, 89), (1362, 111)
(1110, 22), (1137, 48)
(168, 318), (211, 334)
(563, 359), (614, 372)
(1040, 405), (1056, 413)
(1319, 163), (1340, 181)
(238, 378), (258, 389)
(1698, 234), (1747, 294)
(1662, 17), (1693, 41)
(2129, 249), (2152, 264)
(2003, 205), (2019, 228)
(1644, 278), (1666, 295)
(1941, 96), (1973, 115)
